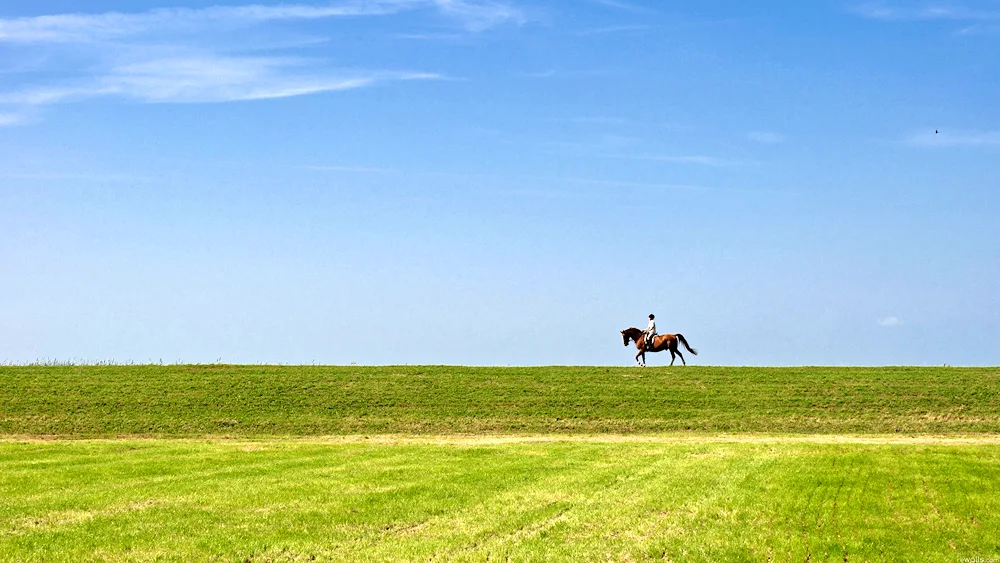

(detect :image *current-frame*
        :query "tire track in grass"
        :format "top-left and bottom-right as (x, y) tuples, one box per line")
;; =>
(328, 443), (592, 559)
(403, 445), (606, 560)
(832, 449), (863, 563)
(798, 456), (819, 562)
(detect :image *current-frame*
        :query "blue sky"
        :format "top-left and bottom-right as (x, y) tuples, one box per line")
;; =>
(1, 0), (998, 366)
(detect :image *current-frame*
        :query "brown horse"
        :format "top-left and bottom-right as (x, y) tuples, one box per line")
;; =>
(620, 327), (698, 367)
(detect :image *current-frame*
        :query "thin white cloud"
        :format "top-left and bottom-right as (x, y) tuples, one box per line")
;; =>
(306, 165), (392, 173)
(0, 5), (379, 43)
(853, 3), (1000, 22)
(575, 24), (650, 35)
(533, 174), (790, 195)
(0, 111), (29, 126)
(109, 56), (440, 103)
(746, 131), (785, 144)
(542, 176), (710, 191)
(543, 116), (627, 125)
(1, 1), (514, 120)
(602, 153), (756, 166)
(956, 22), (1000, 33)
(394, 32), (467, 40)
(0, 171), (156, 182)
(522, 69), (615, 79)
(904, 129), (1000, 147)
(878, 316), (902, 327)
(0, 86), (117, 105)
(433, 0), (526, 30)
(0, 1), (524, 43)
(587, 0), (653, 14)
(1, 56), (441, 105)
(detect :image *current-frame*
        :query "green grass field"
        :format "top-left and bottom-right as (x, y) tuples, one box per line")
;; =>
(2, 365), (999, 561)
(2, 365), (999, 435)
(3, 438), (999, 562)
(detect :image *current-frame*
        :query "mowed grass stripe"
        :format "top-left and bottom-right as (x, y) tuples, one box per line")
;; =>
(2, 365), (999, 435)
(1, 440), (998, 562)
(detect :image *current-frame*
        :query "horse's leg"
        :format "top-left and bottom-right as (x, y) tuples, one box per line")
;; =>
(669, 349), (676, 366)
(676, 350), (686, 366)
(635, 349), (643, 366)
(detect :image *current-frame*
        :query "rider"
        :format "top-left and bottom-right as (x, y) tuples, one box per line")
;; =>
(644, 314), (657, 350)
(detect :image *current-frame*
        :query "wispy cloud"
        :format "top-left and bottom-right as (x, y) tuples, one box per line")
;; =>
(532, 174), (790, 196)
(542, 176), (710, 192)
(601, 153), (757, 167)
(305, 164), (392, 173)
(0, 111), (30, 127)
(0, 86), (117, 106)
(587, 0), (654, 14)
(299, 163), (786, 198)
(543, 116), (627, 125)
(853, 2), (1000, 22)
(0, 1), (524, 43)
(0, 1), (517, 121)
(394, 32), (467, 40)
(106, 57), (439, 103)
(0, 5), (387, 43)
(956, 22), (1000, 33)
(0, 171), (157, 182)
(903, 129), (1000, 147)
(746, 131), (785, 145)
(522, 68), (618, 79)
(433, 0), (526, 30)
(575, 24), (650, 35)
(302, 163), (713, 193)
(0, 56), (441, 105)
(878, 316), (902, 327)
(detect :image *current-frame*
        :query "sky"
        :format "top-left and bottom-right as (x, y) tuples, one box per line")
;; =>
(1, 0), (998, 366)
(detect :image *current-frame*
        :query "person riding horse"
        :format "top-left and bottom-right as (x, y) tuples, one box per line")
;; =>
(620, 325), (698, 367)
(644, 314), (656, 350)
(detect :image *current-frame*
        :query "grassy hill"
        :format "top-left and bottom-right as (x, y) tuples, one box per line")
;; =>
(3, 365), (998, 436)
(4, 365), (1000, 561)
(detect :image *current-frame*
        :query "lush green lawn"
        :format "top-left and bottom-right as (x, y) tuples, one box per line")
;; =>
(4, 365), (998, 560)
(2, 365), (999, 435)
(2, 438), (998, 562)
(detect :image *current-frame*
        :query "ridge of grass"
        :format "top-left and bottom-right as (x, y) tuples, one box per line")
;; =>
(2, 365), (998, 436)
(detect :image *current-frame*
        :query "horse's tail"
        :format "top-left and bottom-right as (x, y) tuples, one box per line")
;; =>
(676, 334), (698, 355)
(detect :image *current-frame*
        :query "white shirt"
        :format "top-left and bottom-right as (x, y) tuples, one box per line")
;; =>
(646, 319), (656, 333)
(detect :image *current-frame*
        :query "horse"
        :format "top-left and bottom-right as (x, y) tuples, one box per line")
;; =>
(620, 327), (698, 367)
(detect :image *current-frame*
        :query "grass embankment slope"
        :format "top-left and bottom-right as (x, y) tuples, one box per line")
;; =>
(2, 365), (998, 436)
(3, 365), (999, 562)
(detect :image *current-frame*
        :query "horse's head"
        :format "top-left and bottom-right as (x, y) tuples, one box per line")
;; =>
(621, 327), (644, 346)
(621, 329), (633, 346)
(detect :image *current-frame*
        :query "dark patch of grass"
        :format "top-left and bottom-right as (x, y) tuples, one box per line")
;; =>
(1, 365), (998, 436)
